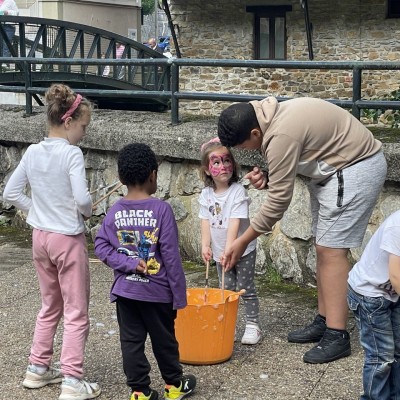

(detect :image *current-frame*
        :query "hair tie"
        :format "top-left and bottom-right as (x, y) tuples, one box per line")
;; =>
(61, 94), (82, 121)
(201, 137), (220, 152)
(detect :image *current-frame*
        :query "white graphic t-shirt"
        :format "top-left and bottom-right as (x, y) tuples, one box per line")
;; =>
(348, 210), (400, 302)
(198, 182), (257, 262)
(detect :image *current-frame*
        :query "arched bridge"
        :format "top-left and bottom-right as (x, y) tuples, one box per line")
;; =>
(0, 16), (170, 110)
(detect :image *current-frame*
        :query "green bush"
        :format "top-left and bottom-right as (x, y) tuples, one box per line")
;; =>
(363, 88), (400, 128)
(142, 0), (155, 16)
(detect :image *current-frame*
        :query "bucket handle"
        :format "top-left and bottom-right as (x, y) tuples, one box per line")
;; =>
(224, 289), (246, 303)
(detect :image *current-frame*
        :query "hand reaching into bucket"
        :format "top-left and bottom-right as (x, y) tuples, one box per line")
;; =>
(220, 237), (248, 271)
(221, 226), (261, 271)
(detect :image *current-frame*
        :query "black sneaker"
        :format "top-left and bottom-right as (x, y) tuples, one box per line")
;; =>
(303, 328), (351, 364)
(164, 374), (196, 399)
(287, 314), (326, 343)
(130, 389), (159, 400)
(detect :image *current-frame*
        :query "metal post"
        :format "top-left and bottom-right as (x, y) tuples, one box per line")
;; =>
(171, 62), (179, 125)
(154, 0), (158, 39)
(161, 0), (182, 58)
(352, 67), (361, 119)
(24, 61), (32, 115)
(301, 0), (314, 60)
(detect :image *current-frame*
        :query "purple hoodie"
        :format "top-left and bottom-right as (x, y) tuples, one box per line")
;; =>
(94, 197), (187, 310)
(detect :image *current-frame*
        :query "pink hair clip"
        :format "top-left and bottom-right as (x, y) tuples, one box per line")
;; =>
(61, 94), (82, 121)
(201, 137), (220, 152)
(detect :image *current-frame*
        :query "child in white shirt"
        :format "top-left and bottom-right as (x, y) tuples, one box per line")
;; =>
(198, 137), (261, 345)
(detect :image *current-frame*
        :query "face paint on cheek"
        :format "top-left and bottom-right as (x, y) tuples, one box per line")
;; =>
(208, 154), (233, 177)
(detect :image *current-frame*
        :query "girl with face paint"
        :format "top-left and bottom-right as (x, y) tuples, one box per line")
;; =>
(198, 138), (262, 345)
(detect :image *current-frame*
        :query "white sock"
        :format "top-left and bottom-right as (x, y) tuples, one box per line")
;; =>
(64, 376), (80, 384)
(31, 364), (47, 374)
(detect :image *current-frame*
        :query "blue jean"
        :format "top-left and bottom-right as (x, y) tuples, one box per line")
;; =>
(1, 24), (15, 58)
(347, 285), (400, 400)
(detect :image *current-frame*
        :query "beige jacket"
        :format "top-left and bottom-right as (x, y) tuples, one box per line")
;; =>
(250, 96), (382, 234)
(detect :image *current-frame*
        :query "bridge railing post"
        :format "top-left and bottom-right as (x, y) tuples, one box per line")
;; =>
(171, 61), (179, 125)
(24, 61), (32, 116)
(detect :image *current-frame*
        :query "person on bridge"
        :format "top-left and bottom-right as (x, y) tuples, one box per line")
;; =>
(3, 83), (101, 400)
(147, 37), (163, 54)
(0, 0), (19, 65)
(116, 42), (126, 79)
(101, 52), (110, 77)
(217, 96), (387, 364)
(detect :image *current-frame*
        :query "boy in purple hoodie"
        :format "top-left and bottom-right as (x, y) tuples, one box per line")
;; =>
(95, 143), (196, 400)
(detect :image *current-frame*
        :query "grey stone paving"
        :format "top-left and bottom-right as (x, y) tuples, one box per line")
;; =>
(0, 241), (364, 400)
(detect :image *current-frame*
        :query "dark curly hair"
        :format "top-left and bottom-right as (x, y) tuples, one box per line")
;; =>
(118, 143), (158, 186)
(217, 102), (260, 147)
(200, 141), (239, 189)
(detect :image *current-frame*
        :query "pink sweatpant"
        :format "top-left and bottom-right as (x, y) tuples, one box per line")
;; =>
(30, 229), (90, 379)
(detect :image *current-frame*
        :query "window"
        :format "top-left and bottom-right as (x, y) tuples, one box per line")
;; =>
(247, 6), (292, 60)
(387, 0), (400, 18)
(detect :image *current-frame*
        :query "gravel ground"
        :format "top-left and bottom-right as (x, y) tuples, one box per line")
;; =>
(0, 239), (364, 400)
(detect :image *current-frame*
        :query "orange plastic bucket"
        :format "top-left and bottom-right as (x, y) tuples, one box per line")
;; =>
(175, 288), (243, 365)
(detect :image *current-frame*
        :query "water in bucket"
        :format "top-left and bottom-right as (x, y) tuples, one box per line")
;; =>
(175, 288), (243, 365)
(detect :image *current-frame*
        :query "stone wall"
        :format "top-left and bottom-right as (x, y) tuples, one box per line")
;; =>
(1, 106), (400, 285)
(169, 0), (400, 115)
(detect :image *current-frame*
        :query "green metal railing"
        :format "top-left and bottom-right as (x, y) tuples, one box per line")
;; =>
(168, 58), (400, 124)
(2, 57), (400, 124)
(2, 16), (400, 124)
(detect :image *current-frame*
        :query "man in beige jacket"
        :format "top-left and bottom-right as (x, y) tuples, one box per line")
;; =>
(217, 96), (387, 364)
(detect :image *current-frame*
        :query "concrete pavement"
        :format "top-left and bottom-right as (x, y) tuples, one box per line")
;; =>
(0, 238), (364, 400)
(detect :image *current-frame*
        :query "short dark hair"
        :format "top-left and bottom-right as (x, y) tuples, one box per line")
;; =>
(118, 143), (158, 186)
(218, 102), (260, 147)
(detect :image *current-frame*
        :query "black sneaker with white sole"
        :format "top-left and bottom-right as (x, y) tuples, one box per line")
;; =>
(303, 328), (351, 364)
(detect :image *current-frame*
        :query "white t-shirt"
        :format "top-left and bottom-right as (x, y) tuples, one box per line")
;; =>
(3, 137), (92, 235)
(348, 210), (400, 302)
(198, 182), (257, 262)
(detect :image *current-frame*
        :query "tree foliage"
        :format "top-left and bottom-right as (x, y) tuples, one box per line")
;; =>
(142, 0), (155, 16)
